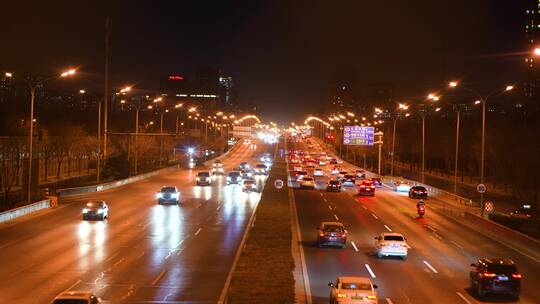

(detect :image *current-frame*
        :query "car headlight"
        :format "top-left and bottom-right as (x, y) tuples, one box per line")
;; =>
(171, 193), (179, 198)
(196, 177), (200, 181)
(227, 176), (231, 180)
(156, 193), (163, 198)
(97, 209), (103, 214)
(82, 208), (89, 213)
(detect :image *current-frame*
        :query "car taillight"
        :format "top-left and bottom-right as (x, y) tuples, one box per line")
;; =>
(360, 185), (366, 188)
(512, 273), (522, 279)
(380, 242), (389, 246)
(319, 233), (324, 237)
(480, 272), (497, 278)
(370, 186), (375, 189)
(337, 293), (347, 298)
(367, 295), (377, 300)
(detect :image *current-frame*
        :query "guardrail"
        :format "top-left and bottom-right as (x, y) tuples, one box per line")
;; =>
(0, 199), (51, 224)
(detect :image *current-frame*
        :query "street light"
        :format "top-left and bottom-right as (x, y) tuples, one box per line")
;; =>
(11, 69), (77, 204)
(534, 47), (540, 56)
(449, 81), (514, 215)
(390, 104), (409, 180)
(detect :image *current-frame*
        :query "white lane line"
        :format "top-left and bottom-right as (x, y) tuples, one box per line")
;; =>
(113, 257), (126, 267)
(216, 205), (221, 211)
(195, 228), (202, 236)
(450, 240), (464, 249)
(426, 225), (436, 232)
(386, 298), (394, 304)
(65, 279), (81, 291)
(361, 205), (368, 210)
(105, 252), (120, 262)
(384, 225), (392, 232)
(323, 198), (328, 203)
(371, 213), (379, 220)
(456, 292), (472, 304)
(328, 205), (332, 211)
(433, 233), (442, 240)
(152, 270), (167, 286)
(365, 264), (376, 278)
(333, 214), (340, 221)
(351, 242), (359, 252)
(319, 192), (323, 196)
(423, 260), (439, 273)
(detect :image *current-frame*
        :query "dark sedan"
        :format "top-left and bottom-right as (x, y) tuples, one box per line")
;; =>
(408, 185), (428, 199)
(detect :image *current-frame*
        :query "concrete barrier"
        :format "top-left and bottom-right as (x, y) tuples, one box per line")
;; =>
(0, 199), (51, 224)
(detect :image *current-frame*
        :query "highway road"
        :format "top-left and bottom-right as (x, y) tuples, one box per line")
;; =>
(289, 139), (540, 304)
(0, 140), (273, 303)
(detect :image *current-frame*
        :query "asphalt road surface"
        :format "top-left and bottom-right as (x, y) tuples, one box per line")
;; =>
(0, 140), (274, 303)
(289, 139), (540, 304)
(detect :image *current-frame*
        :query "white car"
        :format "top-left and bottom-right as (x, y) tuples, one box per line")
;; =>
(82, 201), (109, 221)
(52, 291), (101, 304)
(374, 232), (408, 259)
(319, 160), (327, 166)
(395, 181), (411, 192)
(328, 276), (378, 304)
(293, 165), (303, 172)
(300, 176), (316, 189)
(355, 170), (366, 179)
(313, 168), (324, 176)
(330, 167), (340, 175)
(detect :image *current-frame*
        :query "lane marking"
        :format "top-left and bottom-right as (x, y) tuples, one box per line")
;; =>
(433, 233), (442, 240)
(361, 205), (367, 210)
(406, 244), (412, 249)
(371, 213), (379, 220)
(423, 260), (439, 273)
(65, 279), (81, 291)
(113, 257), (126, 267)
(333, 214), (340, 221)
(328, 205), (332, 211)
(384, 225), (392, 232)
(426, 225), (436, 232)
(319, 192), (323, 196)
(216, 205), (221, 211)
(194, 228), (202, 236)
(323, 198), (328, 203)
(386, 299), (394, 304)
(456, 292), (472, 304)
(351, 241), (359, 252)
(365, 264), (376, 278)
(152, 270), (166, 286)
(105, 252), (120, 262)
(450, 240), (464, 250)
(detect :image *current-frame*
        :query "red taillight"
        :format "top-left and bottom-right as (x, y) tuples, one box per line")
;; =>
(419, 206), (425, 211)
(319, 233), (324, 237)
(480, 272), (497, 278)
(512, 273), (522, 279)
(370, 186), (375, 189)
(360, 185), (366, 188)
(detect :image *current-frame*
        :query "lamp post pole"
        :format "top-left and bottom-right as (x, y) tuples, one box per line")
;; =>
(27, 86), (36, 204)
(453, 108), (460, 195)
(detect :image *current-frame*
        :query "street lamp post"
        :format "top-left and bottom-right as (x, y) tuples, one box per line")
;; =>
(80, 90), (102, 183)
(390, 104), (409, 181)
(7, 70), (76, 204)
(449, 81), (513, 216)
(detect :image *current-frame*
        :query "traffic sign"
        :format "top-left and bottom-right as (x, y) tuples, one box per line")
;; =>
(274, 179), (284, 190)
(476, 183), (486, 193)
(343, 126), (374, 146)
(484, 201), (494, 213)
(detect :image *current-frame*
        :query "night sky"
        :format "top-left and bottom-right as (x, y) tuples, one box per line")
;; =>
(2, 0), (528, 123)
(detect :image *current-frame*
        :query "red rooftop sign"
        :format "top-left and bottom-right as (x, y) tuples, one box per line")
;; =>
(168, 75), (184, 80)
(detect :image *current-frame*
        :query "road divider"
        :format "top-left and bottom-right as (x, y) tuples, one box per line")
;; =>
(0, 199), (51, 224)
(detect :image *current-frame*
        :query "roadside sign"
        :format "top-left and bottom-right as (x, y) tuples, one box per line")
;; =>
(274, 179), (284, 190)
(49, 195), (58, 208)
(343, 126), (374, 146)
(485, 201), (494, 213)
(476, 183), (486, 193)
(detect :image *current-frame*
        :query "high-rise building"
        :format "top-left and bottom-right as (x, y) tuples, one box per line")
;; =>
(219, 75), (234, 108)
(524, 0), (540, 100)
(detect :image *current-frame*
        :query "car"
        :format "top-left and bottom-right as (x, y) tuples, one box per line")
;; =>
(328, 277), (378, 304)
(305, 163), (316, 169)
(293, 165), (303, 172)
(355, 170), (366, 179)
(329, 158), (338, 165)
(317, 222), (347, 248)
(250, 143), (257, 150)
(313, 168), (324, 176)
(409, 185), (428, 199)
(242, 179), (258, 192)
(319, 160), (327, 166)
(243, 138), (251, 145)
(254, 163), (269, 175)
(227, 171), (243, 185)
(341, 174), (356, 186)
(156, 186), (180, 204)
(338, 171), (348, 179)
(358, 181), (376, 196)
(241, 169), (253, 179)
(295, 170), (308, 181)
(469, 258), (521, 299)
(371, 177), (382, 187)
(395, 180), (411, 192)
(82, 201), (109, 221)
(299, 176), (316, 189)
(196, 171), (212, 186)
(326, 180), (342, 192)
(330, 167), (341, 175)
(374, 233), (408, 259)
(239, 161), (250, 170)
(510, 204), (533, 219)
(52, 291), (101, 304)
(212, 160), (224, 175)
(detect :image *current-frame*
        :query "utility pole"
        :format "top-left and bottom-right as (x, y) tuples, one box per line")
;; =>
(454, 109), (461, 195)
(375, 131), (384, 176)
(103, 16), (111, 164)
